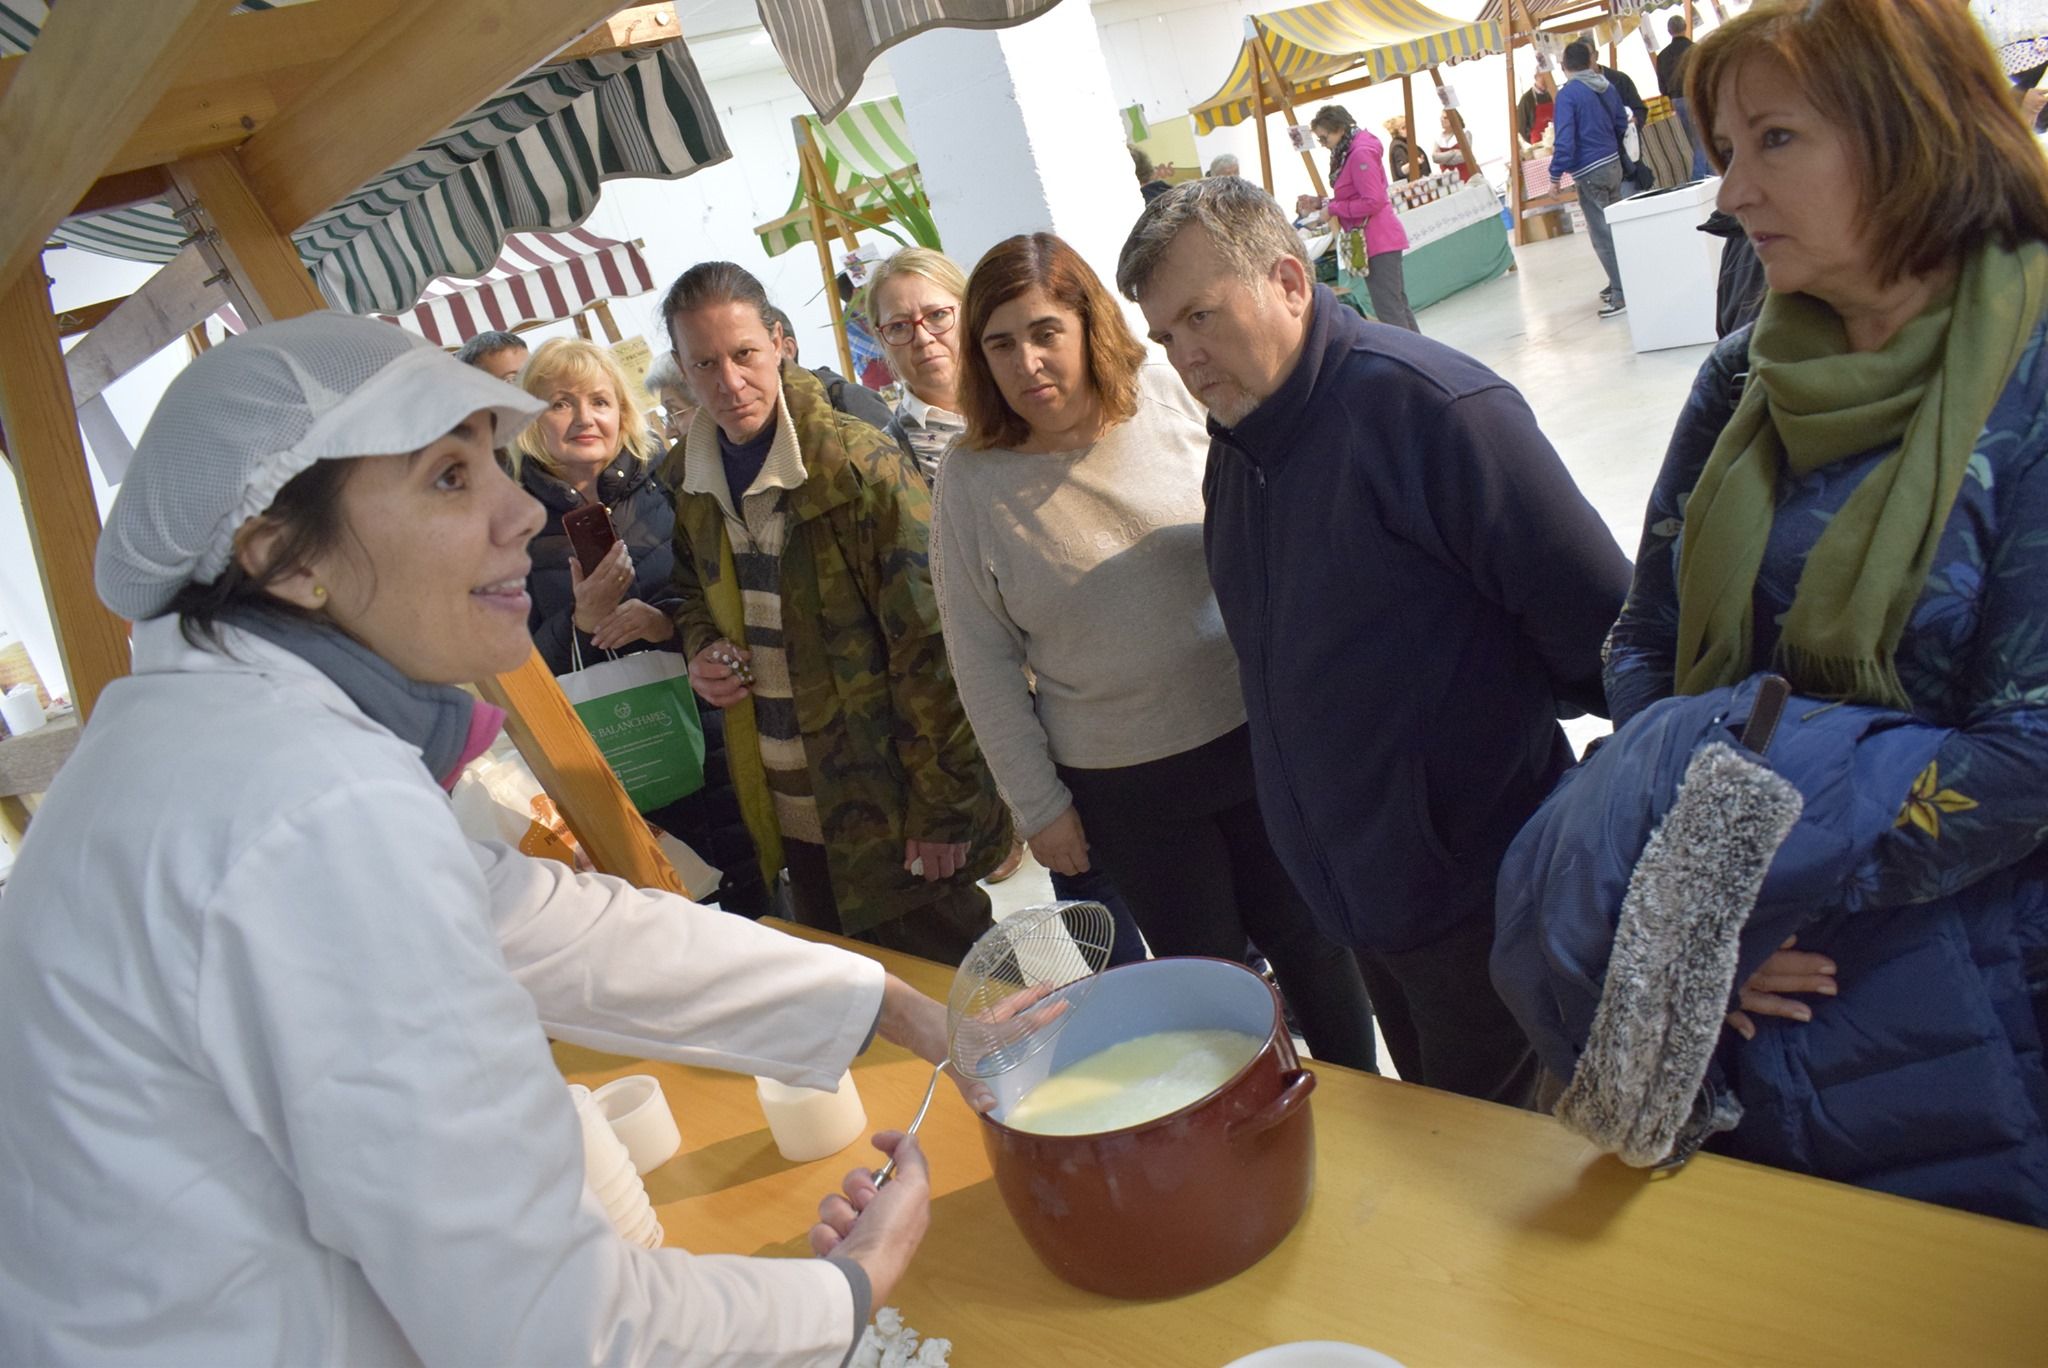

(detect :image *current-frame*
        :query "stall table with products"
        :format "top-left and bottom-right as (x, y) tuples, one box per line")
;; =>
(1381, 170), (1514, 312)
(555, 924), (2048, 1367)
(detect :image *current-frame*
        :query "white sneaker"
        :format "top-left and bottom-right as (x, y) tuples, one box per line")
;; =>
(1599, 298), (1628, 318)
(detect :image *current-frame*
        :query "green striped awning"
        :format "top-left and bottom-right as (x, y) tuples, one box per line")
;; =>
(755, 96), (924, 259)
(6, 2), (729, 316)
(1191, 0), (1505, 135)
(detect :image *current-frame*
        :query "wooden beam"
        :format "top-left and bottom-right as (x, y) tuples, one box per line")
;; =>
(166, 152), (325, 323)
(0, 0), (233, 297)
(1401, 75), (1420, 182)
(64, 246), (228, 406)
(1, 2), (404, 185)
(53, 294), (126, 340)
(1247, 27), (1276, 195)
(1430, 68), (1480, 192)
(477, 657), (685, 895)
(1250, 25), (1327, 199)
(237, 0), (630, 235)
(0, 266), (133, 721)
(796, 118), (859, 381)
(68, 167), (170, 222)
(1505, 0), (1527, 247)
(558, 4), (683, 62)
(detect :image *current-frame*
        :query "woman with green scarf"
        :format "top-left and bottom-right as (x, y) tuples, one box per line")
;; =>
(1597, 0), (2048, 1217)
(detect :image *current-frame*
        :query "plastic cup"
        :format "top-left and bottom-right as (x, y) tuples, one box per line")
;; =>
(593, 1075), (682, 1175)
(754, 1070), (867, 1163)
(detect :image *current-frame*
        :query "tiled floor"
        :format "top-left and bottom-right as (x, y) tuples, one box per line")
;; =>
(984, 232), (1722, 1074)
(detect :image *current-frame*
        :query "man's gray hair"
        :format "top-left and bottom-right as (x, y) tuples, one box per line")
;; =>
(643, 350), (685, 393)
(1206, 154), (1241, 177)
(1115, 176), (1309, 302)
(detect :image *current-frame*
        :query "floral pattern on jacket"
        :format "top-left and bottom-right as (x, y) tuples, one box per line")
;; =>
(1606, 312), (2048, 910)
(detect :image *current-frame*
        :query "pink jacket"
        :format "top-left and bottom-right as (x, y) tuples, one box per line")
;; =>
(1326, 129), (1410, 257)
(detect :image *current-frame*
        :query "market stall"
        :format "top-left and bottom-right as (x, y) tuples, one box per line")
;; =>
(0, 0), (1068, 887)
(1188, 0), (1512, 312)
(559, 923), (2048, 1363)
(753, 94), (930, 378)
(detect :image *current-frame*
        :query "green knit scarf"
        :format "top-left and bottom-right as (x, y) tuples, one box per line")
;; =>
(1673, 240), (2048, 707)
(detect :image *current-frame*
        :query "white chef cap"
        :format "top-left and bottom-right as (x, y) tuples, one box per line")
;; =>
(95, 311), (546, 621)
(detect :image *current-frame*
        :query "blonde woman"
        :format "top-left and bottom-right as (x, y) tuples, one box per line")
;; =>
(514, 336), (767, 916)
(512, 337), (678, 670)
(866, 246), (970, 483)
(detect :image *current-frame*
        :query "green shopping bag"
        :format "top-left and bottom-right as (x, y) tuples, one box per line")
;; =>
(557, 645), (705, 811)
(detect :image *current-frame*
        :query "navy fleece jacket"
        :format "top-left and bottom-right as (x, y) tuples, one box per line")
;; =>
(1202, 289), (1631, 952)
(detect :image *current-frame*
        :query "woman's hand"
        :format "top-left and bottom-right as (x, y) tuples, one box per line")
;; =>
(808, 1131), (930, 1308)
(1726, 936), (1838, 1041)
(687, 639), (752, 707)
(876, 973), (995, 1113)
(1295, 193), (1324, 216)
(587, 599), (675, 651)
(1026, 806), (1090, 877)
(569, 538), (633, 632)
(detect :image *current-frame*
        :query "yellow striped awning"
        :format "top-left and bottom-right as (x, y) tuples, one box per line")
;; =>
(1191, 0), (1506, 134)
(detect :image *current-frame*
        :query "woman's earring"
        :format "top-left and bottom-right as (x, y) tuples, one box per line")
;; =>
(312, 585), (328, 603)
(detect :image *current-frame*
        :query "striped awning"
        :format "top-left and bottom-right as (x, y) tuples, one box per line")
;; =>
(759, 0), (1062, 122)
(1191, 0), (1505, 135)
(374, 229), (656, 346)
(1474, 0), (1683, 24)
(7, 2), (727, 317)
(755, 96), (924, 258)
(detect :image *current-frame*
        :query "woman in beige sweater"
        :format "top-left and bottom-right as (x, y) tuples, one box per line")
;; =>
(931, 233), (1376, 1071)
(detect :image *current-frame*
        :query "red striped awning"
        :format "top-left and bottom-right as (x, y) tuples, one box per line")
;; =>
(376, 229), (657, 347)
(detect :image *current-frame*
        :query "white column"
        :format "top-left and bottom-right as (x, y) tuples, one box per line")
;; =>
(887, 0), (1143, 285)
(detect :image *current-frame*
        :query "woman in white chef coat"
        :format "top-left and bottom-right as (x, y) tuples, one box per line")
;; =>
(0, 312), (954, 1367)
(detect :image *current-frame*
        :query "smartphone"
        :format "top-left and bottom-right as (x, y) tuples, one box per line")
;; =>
(561, 504), (618, 577)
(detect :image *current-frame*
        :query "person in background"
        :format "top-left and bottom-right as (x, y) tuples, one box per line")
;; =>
(511, 338), (768, 918)
(644, 350), (698, 449)
(1551, 39), (1633, 318)
(864, 244), (1138, 916)
(455, 328), (528, 384)
(1383, 114), (1432, 182)
(1297, 104), (1419, 332)
(1599, 57), (1651, 133)
(762, 303), (909, 454)
(1131, 145), (1172, 203)
(663, 261), (1012, 963)
(1657, 13), (1713, 178)
(1118, 177), (1631, 1105)
(934, 232), (1378, 1071)
(0, 312), (969, 1365)
(1433, 109), (1475, 183)
(1575, 0), (2048, 1224)
(1207, 153), (1242, 177)
(1517, 70), (1558, 148)
(866, 246), (970, 484)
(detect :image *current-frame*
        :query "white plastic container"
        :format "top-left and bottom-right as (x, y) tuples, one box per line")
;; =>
(593, 1074), (682, 1175)
(1605, 177), (1723, 352)
(755, 1070), (867, 1163)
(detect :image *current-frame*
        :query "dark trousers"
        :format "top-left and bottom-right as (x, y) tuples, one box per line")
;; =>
(1048, 866), (1150, 969)
(1058, 726), (1379, 1073)
(1355, 904), (1539, 1108)
(781, 838), (994, 966)
(1365, 250), (1421, 333)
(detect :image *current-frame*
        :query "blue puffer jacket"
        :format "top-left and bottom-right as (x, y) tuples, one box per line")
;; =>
(1499, 309), (2048, 1225)
(1494, 675), (2048, 1224)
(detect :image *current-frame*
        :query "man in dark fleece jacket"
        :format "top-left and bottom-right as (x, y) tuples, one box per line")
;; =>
(1119, 177), (1630, 1106)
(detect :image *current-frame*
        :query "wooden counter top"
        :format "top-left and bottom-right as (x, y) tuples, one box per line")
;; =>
(555, 922), (2048, 1366)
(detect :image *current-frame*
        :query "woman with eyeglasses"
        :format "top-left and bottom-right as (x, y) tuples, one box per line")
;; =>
(867, 248), (969, 485)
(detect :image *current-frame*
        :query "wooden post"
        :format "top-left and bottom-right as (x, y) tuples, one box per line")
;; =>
(1504, 5), (1526, 247)
(1400, 75), (1420, 182)
(0, 263), (135, 721)
(572, 312), (593, 341)
(591, 298), (622, 345)
(1251, 28), (1326, 198)
(168, 148), (680, 893)
(1429, 67), (1478, 187)
(794, 117), (858, 381)
(1248, 35), (1276, 194)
